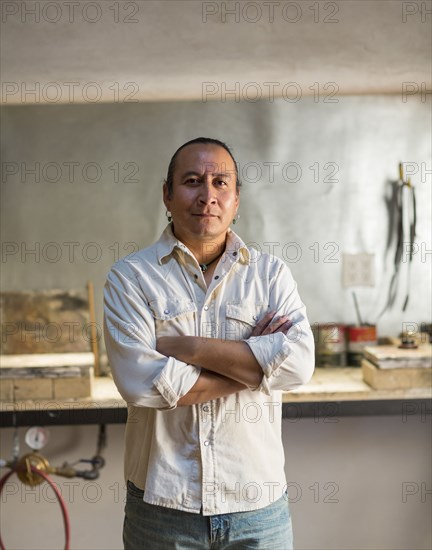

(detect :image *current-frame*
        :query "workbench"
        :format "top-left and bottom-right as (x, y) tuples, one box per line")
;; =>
(1, 368), (430, 427)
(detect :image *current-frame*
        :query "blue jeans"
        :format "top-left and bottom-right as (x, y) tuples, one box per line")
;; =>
(124, 481), (293, 549)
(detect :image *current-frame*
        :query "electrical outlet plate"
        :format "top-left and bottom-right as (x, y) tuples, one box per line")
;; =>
(342, 253), (375, 287)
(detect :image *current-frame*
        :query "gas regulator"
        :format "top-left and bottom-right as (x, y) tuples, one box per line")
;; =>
(2, 424), (106, 487)
(0, 424), (107, 550)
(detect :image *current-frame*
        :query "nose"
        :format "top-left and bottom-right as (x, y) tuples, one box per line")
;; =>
(198, 179), (217, 205)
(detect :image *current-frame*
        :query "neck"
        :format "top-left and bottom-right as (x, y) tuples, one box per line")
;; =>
(199, 249), (225, 272)
(170, 226), (228, 267)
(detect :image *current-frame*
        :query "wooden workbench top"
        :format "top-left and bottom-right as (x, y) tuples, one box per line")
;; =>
(285, 367), (431, 402)
(2, 368), (430, 413)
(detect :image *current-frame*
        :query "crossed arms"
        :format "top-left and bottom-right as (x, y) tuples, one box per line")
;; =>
(104, 261), (315, 410)
(156, 311), (293, 406)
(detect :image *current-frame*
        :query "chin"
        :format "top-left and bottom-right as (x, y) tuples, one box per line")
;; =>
(194, 224), (224, 238)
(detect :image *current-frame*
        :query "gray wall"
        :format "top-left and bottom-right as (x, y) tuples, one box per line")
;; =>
(1, 414), (431, 550)
(2, 96), (431, 339)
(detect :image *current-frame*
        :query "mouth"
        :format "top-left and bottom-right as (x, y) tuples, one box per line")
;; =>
(193, 214), (218, 218)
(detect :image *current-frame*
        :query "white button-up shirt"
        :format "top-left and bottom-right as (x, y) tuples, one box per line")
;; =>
(103, 225), (314, 515)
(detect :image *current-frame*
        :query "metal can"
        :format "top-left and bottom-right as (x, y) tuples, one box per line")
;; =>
(312, 323), (347, 367)
(347, 325), (377, 367)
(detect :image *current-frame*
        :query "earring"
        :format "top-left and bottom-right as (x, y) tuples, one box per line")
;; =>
(232, 213), (240, 225)
(166, 211), (172, 223)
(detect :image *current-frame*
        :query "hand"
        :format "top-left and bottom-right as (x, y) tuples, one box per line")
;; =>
(250, 310), (293, 338)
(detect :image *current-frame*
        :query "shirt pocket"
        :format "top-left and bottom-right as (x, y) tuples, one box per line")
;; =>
(224, 302), (269, 341)
(149, 298), (197, 337)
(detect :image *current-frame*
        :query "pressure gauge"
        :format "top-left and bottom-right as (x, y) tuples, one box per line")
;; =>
(25, 426), (50, 450)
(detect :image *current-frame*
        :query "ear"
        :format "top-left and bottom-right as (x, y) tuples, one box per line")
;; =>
(234, 190), (240, 210)
(162, 182), (171, 210)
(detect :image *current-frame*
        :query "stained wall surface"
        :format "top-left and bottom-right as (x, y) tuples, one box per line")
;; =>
(2, 96), (430, 339)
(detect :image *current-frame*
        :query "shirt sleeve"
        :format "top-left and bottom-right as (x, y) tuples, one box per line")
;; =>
(103, 263), (201, 410)
(244, 261), (315, 394)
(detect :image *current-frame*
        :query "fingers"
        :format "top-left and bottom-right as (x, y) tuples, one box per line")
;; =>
(262, 315), (290, 335)
(250, 310), (275, 336)
(251, 311), (292, 336)
(274, 319), (293, 334)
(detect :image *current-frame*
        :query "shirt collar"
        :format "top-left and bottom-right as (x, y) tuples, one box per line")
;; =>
(157, 224), (250, 266)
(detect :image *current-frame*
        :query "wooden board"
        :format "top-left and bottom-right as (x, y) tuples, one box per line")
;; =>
(0, 352), (94, 378)
(0, 289), (91, 354)
(362, 358), (432, 390)
(0, 375), (93, 401)
(363, 344), (432, 369)
(0, 286), (98, 399)
(0, 353), (94, 400)
(1, 352), (95, 369)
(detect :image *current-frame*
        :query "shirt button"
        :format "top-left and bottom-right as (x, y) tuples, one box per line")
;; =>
(233, 251), (237, 257)
(214, 275), (219, 280)
(164, 309), (170, 314)
(203, 305), (209, 311)
(253, 315), (258, 321)
(202, 405), (209, 412)
(194, 274), (198, 279)
(203, 440), (210, 446)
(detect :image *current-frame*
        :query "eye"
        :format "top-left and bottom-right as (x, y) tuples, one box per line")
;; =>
(184, 177), (200, 185)
(215, 179), (228, 186)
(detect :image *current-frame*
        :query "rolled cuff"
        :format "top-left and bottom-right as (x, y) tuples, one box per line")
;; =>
(152, 356), (201, 410)
(244, 323), (314, 394)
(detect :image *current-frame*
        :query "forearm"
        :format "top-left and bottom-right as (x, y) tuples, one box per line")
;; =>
(177, 370), (246, 406)
(157, 336), (263, 389)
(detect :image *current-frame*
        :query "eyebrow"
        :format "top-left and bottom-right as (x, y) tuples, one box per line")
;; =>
(181, 171), (235, 180)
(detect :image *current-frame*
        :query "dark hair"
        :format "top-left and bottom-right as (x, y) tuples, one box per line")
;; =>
(164, 137), (241, 197)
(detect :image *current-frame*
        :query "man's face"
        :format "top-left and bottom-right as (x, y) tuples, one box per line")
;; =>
(163, 144), (239, 245)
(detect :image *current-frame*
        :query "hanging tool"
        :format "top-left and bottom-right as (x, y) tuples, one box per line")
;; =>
(378, 163), (417, 318)
(352, 291), (364, 326)
(401, 177), (416, 311)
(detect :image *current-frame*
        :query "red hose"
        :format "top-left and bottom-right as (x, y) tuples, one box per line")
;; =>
(0, 466), (70, 550)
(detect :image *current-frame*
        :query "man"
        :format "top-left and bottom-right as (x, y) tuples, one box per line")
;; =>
(103, 137), (315, 549)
